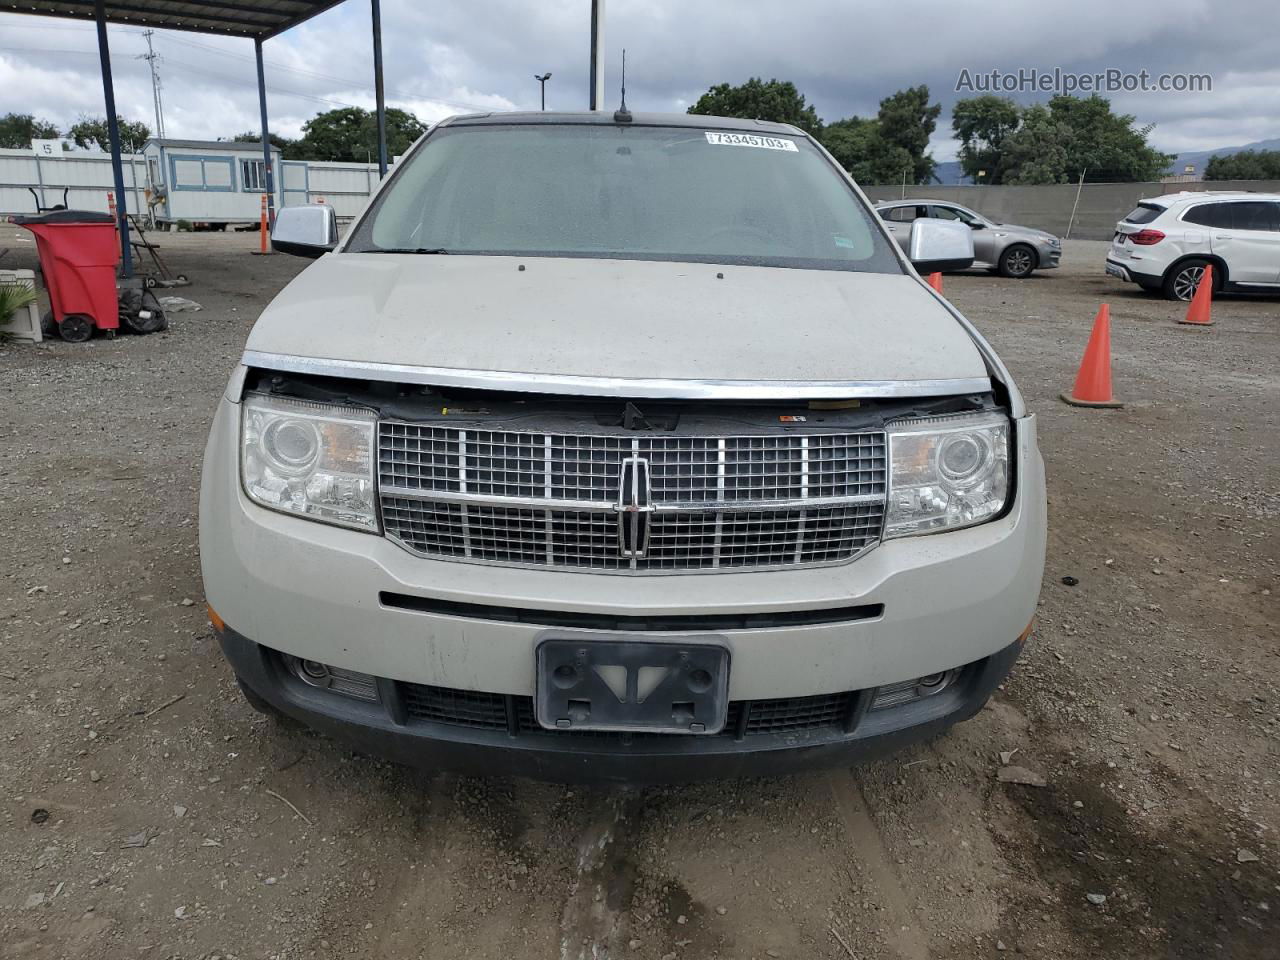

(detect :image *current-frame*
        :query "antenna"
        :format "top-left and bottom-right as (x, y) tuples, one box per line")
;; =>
(613, 49), (632, 123)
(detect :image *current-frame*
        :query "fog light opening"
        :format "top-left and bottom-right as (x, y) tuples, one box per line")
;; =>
(869, 669), (959, 712)
(299, 660), (331, 685)
(284, 655), (379, 703)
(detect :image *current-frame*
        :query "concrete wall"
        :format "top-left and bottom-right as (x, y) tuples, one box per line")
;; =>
(861, 180), (1280, 240)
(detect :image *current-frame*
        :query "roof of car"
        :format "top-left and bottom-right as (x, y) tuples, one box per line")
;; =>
(1145, 191), (1280, 206)
(877, 198), (944, 205)
(439, 111), (806, 136)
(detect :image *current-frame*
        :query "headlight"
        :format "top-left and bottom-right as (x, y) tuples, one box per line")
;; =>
(241, 393), (378, 531)
(884, 412), (1009, 539)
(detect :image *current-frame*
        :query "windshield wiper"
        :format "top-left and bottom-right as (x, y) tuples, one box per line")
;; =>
(366, 247), (451, 254)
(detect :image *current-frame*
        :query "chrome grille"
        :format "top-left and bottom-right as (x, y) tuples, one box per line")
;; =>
(378, 424), (886, 574)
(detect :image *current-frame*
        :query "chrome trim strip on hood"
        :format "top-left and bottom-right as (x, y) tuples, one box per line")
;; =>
(240, 351), (991, 401)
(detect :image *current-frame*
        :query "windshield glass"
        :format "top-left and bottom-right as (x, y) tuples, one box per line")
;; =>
(346, 123), (902, 273)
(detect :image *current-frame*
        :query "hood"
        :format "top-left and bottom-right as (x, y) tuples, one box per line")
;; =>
(244, 255), (989, 387)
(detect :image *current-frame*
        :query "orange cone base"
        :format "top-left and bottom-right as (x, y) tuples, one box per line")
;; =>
(1176, 317), (1214, 326)
(1060, 390), (1123, 409)
(250, 250), (275, 256)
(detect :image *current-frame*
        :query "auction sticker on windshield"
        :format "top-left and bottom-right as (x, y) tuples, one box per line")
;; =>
(704, 131), (799, 151)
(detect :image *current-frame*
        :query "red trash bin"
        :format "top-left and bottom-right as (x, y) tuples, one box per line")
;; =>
(10, 210), (120, 342)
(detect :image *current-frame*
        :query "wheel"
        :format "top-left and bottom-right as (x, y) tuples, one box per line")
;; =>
(40, 310), (56, 337)
(58, 314), (94, 342)
(1163, 258), (1219, 301)
(997, 244), (1036, 278)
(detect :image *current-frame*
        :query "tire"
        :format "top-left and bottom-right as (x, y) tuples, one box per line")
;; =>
(1162, 258), (1220, 301)
(40, 310), (56, 337)
(997, 244), (1036, 278)
(58, 314), (94, 343)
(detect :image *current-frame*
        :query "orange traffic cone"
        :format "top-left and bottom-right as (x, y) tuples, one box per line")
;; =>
(1061, 304), (1123, 408)
(926, 272), (943, 293)
(1178, 264), (1214, 326)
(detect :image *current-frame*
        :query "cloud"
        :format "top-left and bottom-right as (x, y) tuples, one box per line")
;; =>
(1, 0), (1277, 158)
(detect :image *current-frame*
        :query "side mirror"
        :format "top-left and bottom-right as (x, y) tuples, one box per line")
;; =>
(272, 204), (337, 259)
(908, 218), (974, 274)
(969, 221), (985, 230)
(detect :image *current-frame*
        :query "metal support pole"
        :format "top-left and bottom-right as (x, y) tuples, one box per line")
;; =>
(589, 0), (604, 110)
(255, 38), (276, 228)
(94, 0), (132, 278)
(371, 0), (388, 177)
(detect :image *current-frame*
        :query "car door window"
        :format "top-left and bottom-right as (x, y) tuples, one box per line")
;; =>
(1182, 203), (1231, 228)
(1227, 201), (1280, 232)
(930, 205), (975, 224)
(881, 205), (926, 223)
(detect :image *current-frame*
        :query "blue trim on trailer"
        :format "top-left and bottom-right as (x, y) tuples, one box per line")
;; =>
(168, 154), (236, 192)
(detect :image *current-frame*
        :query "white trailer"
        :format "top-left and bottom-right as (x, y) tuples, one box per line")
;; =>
(143, 138), (282, 228)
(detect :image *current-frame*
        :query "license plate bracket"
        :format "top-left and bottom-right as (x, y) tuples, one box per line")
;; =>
(535, 637), (730, 735)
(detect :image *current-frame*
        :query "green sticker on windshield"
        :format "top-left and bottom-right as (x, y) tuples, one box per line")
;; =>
(833, 235), (856, 248)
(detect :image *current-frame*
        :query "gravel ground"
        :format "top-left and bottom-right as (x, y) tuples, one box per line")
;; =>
(0, 230), (1276, 960)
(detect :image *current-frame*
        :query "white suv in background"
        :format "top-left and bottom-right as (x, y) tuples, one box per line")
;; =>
(1106, 191), (1280, 300)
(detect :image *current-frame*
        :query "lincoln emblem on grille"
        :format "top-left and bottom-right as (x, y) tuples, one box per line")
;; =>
(614, 455), (654, 558)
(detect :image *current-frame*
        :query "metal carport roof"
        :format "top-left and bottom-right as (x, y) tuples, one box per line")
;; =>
(1, 0), (387, 277)
(0, 1), (348, 39)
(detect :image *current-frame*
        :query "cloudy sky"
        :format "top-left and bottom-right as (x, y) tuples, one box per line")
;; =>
(2, 0), (1277, 165)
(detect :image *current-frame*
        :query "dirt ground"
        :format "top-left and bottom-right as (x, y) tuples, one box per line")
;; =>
(1, 228), (1276, 960)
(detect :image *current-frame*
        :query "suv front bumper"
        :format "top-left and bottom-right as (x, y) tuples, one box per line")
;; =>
(201, 394), (1045, 778)
(220, 626), (1024, 782)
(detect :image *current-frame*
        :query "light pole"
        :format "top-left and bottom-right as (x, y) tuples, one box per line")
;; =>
(535, 72), (552, 110)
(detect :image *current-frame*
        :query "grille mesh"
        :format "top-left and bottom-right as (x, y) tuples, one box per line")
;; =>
(400, 686), (850, 737)
(379, 424), (886, 573)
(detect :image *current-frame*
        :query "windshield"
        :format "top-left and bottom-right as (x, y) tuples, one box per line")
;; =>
(346, 122), (902, 274)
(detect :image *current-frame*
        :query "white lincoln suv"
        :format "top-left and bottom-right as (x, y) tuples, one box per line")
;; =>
(199, 111), (1046, 783)
(1105, 191), (1280, 300)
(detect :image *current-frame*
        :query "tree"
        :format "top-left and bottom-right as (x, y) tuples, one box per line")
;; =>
(820, 117), (913, 185)
(952, 95), (1021, 183)
(965, 95), (1175, 185)
(875, 86), (941, 183)
(0, 113), (60, 148)
(687, 78), (822, 137)
(1043, 95), (1173, 182)
(817, 87), (941, 185)
(291, 107), (426, 162)
(69, 115), (151, 152)
(1000, 105), (1073, 184)
(233, 130), (297, 154)
(1204, 150), (1280, 181)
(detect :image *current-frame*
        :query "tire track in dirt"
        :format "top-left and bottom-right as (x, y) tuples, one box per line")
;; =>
(558, 790), (644, 960)
(827, 769), (932, 960)
(316, 771), (574, 960)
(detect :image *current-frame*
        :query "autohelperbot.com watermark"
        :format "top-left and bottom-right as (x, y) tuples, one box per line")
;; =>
(956, 68), (1212, 95)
